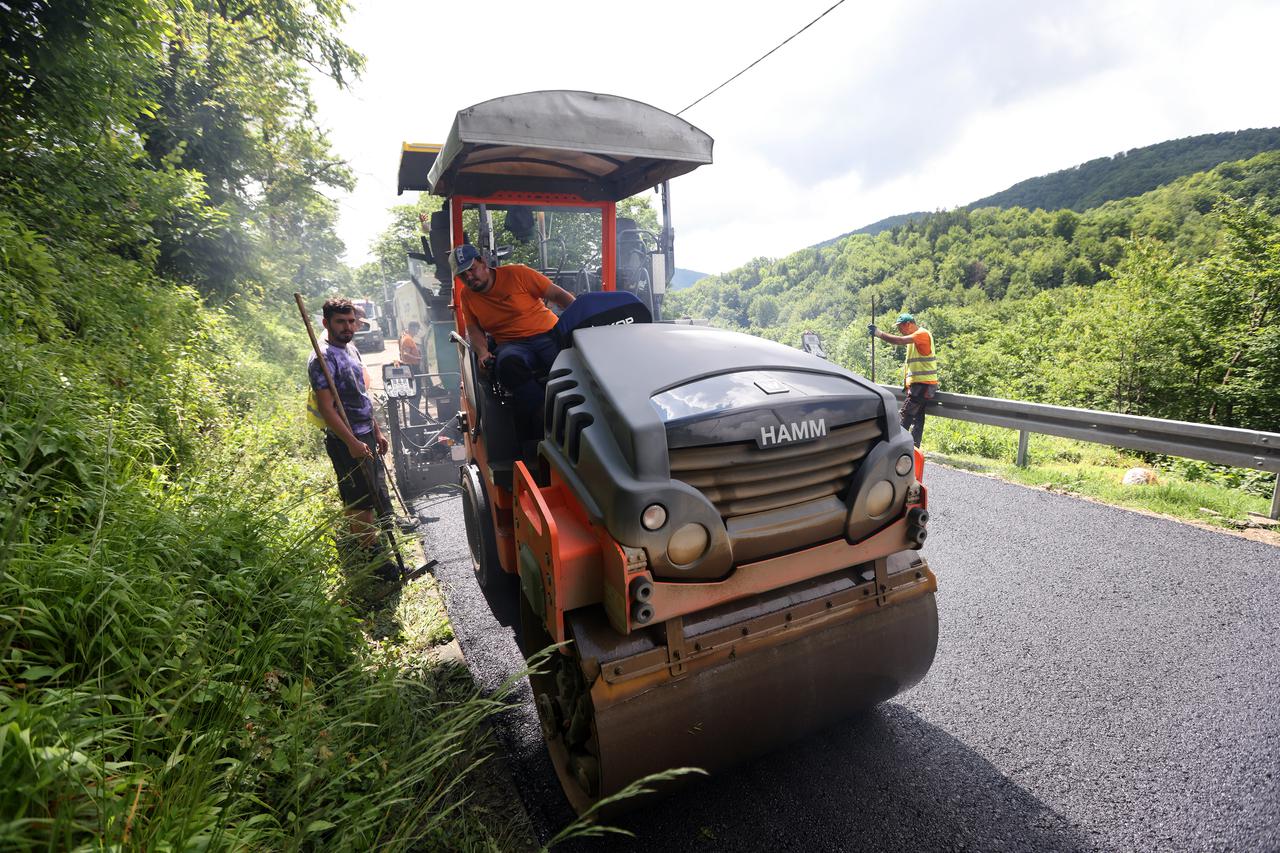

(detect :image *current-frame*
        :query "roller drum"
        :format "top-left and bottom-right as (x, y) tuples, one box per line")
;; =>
(529, 585), (939, 814)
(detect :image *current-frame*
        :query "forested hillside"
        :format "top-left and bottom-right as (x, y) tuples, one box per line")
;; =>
(667, 153), (1280, 433)
(817, 128), (1280, 249)
(1, 3), (494, 848)
(968, 128), (1280, 212)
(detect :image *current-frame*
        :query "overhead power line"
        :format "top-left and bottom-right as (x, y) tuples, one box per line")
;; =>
(676, 0), (850, 116)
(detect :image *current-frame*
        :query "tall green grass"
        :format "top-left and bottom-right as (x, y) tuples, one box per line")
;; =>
(0, 210), (519, 849)
(923, 419), (1273, 526)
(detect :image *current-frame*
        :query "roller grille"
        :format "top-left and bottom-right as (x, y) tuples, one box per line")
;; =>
(669, 420), (879, 519)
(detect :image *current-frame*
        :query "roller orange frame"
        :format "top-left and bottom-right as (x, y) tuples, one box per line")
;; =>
(451, 191), (928, 640)
(513, 461), (930, 647)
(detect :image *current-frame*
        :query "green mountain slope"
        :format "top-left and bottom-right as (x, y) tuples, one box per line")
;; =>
(816, 128), (1280, 250)
(968, 127), (1280, 212)
(671, 267), (710, 289)
(816, 211), (930, 247)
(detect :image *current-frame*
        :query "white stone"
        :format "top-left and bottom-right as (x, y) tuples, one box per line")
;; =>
(1122, 467), (1160, 486)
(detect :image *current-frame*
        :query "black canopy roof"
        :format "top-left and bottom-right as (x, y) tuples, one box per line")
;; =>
(399, 91), (713, 201)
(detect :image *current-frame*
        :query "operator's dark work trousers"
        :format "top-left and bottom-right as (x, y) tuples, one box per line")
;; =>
(494, 331), (559, 440)
(324, 431), (391, 514)
(899, 383), (937, 447)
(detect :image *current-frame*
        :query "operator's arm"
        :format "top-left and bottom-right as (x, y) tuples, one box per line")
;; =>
(545, 282), (575, 309)
(525, 266), (573, 310)
(457, 289), (493, 368)
(466, 318), (493, 368)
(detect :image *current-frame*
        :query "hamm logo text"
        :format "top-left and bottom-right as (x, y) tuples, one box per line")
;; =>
(760, 418), (827, 447)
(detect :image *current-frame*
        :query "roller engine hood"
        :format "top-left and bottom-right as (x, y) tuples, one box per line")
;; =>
(562, 324), (895, 478)
(542, 323), (915, 581)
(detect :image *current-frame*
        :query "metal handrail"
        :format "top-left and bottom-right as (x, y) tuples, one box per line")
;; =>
(883, 386), (1280, 519)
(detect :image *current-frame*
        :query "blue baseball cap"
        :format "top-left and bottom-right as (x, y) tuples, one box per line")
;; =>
(895, 312), (915, 325)
(449, 244), (482, 277)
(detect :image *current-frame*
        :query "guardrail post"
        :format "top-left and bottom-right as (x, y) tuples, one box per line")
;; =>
(1016, 430), (1029, 468)
(1271, 472), (1279, 521)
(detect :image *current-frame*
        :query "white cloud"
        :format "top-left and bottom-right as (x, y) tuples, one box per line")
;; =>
(312, 0), (1280, 275)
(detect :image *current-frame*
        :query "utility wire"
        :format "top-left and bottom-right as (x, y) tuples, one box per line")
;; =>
(676, 0), (850, 116)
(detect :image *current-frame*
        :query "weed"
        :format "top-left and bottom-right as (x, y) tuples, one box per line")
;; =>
(0, 278), (516, 850)
(923, 422), (1272, 528)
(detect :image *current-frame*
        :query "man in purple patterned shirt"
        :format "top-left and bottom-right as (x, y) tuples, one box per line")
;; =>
(308, 297), (392, 580)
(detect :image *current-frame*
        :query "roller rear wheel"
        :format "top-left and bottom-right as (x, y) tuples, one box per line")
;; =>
(520, 591), (602, 814)
(460, 463), (502, 591)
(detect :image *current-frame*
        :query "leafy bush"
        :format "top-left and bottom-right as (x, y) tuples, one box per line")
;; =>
(1160, 458), (1276, 500)
(0, 197), (508, 850)
(926, 420), (1018, 460)
(0, 3), (523, 847)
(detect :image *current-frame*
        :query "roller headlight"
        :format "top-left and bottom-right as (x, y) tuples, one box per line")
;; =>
(895, 453), (914, 476)
(667, 523), (709, 565)
(641, 503), (667, 531)
(865, 480), (896, 518)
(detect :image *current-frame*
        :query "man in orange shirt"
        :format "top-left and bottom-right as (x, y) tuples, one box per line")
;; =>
(398, 320), (423, 369)
(450, 244), (575, 437)
(870, 312), (939, 447)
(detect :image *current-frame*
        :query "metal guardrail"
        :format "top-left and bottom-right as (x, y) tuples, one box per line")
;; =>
(884, 386), (1280, 520)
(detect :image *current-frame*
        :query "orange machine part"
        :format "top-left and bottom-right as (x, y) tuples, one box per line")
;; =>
(514, 462), (606, 643)
(513, 462), (933, 644)
(462, 421), (518, 575)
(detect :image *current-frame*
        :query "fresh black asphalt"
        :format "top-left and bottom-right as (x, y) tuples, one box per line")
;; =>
(414, 464), (1280, 852)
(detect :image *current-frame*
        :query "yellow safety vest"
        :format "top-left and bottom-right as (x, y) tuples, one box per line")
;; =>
(905, 329), (939, 387)
(306, 387), (328, 429)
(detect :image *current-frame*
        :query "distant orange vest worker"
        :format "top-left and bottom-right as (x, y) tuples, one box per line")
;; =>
(869, 312), (938, 447)
(399, 321), (422, 367)
(904, 328), (938, 387)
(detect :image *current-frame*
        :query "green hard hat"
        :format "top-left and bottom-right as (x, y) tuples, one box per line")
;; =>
(895, 312), (915, 325)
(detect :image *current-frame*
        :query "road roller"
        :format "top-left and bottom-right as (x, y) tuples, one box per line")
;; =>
(396, 91), (938, 814)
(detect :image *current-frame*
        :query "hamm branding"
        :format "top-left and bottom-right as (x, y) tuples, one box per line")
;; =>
(760, 418), (827, 447)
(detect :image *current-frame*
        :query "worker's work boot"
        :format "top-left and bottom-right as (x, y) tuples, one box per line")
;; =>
(372, 551), (400, 583)
(341, 543), (400, 611)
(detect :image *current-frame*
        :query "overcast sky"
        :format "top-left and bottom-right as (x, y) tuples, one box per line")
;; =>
(312, 0), (1280, 276)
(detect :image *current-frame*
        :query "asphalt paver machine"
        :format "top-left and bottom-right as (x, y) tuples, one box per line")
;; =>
(379, 357), (462, 498)
(383, 142), (466, 500)
(398, 91), (938, 813)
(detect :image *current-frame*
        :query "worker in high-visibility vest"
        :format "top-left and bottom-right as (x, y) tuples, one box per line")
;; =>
(869, 312), (938, 447)
(396, 320), (427, 426)
(398, 320), (423, 369)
